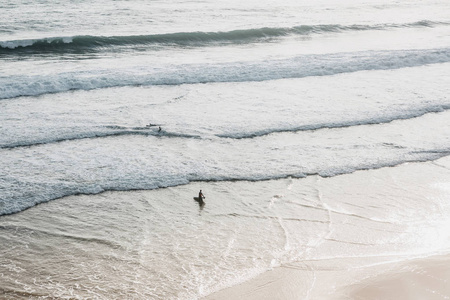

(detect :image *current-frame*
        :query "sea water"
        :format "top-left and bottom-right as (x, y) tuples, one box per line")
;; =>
(1, 0), (450, 299)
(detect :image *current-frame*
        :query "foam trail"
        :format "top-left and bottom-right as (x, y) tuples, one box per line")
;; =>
(0, 127), (200, 149)
(1, 48), (449, 99)
(2, 104), (450, 149)
(217, 105), (450, 139)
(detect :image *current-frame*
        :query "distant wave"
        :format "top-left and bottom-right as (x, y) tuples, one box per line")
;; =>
(1, 47), (450, 99)
(0, 20), (447, 53)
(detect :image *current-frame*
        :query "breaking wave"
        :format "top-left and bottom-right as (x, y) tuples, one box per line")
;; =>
(1, 20), (447, 53)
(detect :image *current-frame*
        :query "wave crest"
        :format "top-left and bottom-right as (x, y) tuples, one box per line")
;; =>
(1, 20), (447, 53)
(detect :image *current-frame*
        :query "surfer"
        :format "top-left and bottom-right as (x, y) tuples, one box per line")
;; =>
(158, 126), (162, 132)
(194, 190), (205, 210)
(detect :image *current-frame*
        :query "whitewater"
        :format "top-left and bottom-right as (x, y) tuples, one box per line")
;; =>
(1, 0), (450, 299)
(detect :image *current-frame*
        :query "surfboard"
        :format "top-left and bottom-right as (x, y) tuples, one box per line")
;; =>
(194, 196), (205, 205)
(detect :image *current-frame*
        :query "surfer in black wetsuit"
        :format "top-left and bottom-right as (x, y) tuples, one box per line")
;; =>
(195, 190), (205, 211)
(158, 126), (162, 132)
(194, 190), (205, 209)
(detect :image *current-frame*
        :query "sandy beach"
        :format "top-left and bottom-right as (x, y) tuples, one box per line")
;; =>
(206, 253), (450, 300)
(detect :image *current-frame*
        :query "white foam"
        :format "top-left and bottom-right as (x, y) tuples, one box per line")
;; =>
(1, 48), (449, 99)
(0, 37), (74, 49)
(0, 39), (35, 49)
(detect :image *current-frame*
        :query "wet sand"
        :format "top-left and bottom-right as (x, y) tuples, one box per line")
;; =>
(205, 253), (450, 300)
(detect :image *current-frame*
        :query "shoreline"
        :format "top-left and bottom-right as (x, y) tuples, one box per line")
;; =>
(204, 252), (450, 300)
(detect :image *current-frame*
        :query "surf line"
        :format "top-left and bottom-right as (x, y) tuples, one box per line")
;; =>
(0, 129), (201, 150)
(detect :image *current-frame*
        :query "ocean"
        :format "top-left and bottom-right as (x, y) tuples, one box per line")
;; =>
(1, 0), (450, 299)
